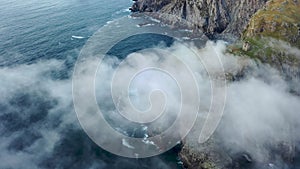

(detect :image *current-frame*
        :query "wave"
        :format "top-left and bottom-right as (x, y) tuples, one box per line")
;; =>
(115, 7), (130, 15)
(71, 35), (85, 39)
(136, 23), (155, 28)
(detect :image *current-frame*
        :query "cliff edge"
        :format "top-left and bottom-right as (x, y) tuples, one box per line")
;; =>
(130, 0), (300, 169)
(130, 0), (268, 37)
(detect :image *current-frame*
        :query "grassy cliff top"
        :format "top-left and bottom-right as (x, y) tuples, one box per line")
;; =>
(228, 0), (300, 69)
(243, 0), (300, 48)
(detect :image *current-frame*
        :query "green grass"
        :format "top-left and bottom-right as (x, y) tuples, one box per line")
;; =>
(227, 0), (300, 67)
(228, 36), (299, 67)
(243, 0), (300, 48)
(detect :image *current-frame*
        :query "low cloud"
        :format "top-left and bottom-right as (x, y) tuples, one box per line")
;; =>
(0, 39), (299, 168)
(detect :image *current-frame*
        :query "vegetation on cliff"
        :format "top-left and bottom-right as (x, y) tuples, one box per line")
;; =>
(229, 0), (300, 69)
(244, 0), (300, 48)
(130, 0), (267, 37)
(130, 1), (300, 168)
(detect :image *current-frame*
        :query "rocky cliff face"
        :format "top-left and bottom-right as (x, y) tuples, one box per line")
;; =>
(235, 0), (300, 93)
(130, 1), (300, 169)
(130, 0), (268, 37)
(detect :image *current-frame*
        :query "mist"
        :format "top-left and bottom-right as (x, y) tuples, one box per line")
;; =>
(1, 39), (300, 168)
(92, 40), (300, 166)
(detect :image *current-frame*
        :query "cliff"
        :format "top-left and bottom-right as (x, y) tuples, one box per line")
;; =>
(130, 0), (300, 168)
(229, 0), (300, 90)
(130, 0), (268, 37)
(243, 0), (300, 48)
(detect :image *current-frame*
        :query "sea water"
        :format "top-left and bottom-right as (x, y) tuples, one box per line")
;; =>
(0, 0), (183, 168)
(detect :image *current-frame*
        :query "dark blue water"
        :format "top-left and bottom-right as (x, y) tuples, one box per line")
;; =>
(0, 1), (182, 168)
(0, 0), (131, 66)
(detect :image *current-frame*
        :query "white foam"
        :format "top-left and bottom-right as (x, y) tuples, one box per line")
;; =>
(136, 23), (155, 28)
(179, 29), (193, 33)
(143, 23), (155, 27)
(122, 139), (135, 149)
(71, 35), (85, 39)
(149, 17), (161, 23)
(182, 37), (190, 40)
(142, 138), (156, 146)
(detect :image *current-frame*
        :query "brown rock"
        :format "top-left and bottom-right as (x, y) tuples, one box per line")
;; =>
(130, 0), (267, 37)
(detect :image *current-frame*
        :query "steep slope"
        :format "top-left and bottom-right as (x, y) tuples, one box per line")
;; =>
(130, 1), (300, 169)
(229, 0), (300, 87)
(130, 0), (268, 37)
(243, 0), (300, 48)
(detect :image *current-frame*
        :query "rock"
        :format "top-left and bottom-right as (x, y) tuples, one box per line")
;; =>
(242, 41), (251, 51)
(178, 120), (233, 169)
(179, 138), (232, 169)
(243, 0), (300, 48)
(128, 1), (300, 169)
(130, 0), (267, 37)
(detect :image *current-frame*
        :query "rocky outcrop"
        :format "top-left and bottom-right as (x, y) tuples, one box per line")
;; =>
(130, 0), (268, 37)
(179, 136), (232, 169)
(238, 0), (300, 93)
(130, 1), (300, 169)
(243, 0), (300, 48)
(179, 132), (298, 169)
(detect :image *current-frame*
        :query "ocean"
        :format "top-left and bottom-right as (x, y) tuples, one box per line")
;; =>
(0, 0), (183, 168)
